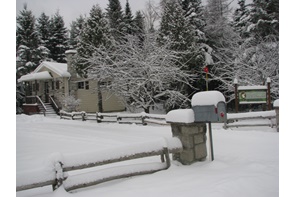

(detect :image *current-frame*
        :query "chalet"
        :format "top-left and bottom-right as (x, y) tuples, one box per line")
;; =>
(18, 50), (125, 115)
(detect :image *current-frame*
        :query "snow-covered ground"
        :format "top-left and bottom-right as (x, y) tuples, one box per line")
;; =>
(16, 114), (279, 197)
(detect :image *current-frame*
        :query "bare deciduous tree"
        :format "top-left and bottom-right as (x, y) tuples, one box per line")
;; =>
(85, 33), (194, 113)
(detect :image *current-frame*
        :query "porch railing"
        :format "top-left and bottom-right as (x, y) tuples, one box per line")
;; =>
(36, 96), (47, 112)
(49, 95), (60, 115)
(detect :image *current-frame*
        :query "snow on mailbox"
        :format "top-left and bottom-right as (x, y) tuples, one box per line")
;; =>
(191, 91), (227, 123)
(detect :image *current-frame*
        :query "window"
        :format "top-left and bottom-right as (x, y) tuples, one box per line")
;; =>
(56, 81), (60, 90)
(100, 81), (111, 87)
(85, 81), (89, 90)
(52, 81), (55, 90)
(78, 81), (90, 90)
(78, 82), (85, 89)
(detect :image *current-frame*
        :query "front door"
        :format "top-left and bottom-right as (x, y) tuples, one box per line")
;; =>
(44, 82), (49, 103)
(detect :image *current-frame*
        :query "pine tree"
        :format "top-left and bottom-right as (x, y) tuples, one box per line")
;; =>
(181, 0), (206, 42)
(133, 11), (145, 42)
(36, 12), (51, 61)
(123, 0), (134, 35)
(159, 0), (206, 98)
(48, 11), (68, 63)
(159, 0), (196, 51)
(76, 4), (111, 76)
(246, 0), (279, 39)
(16, 4), (40, 75)
(106, 0), (124, 40)
(69, 15), (85, 49)
(231, 0), (251, 38)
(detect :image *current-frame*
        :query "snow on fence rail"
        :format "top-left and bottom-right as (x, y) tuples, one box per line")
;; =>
(59, 111), (167, 125)
(224, 110), (277, 129)
(16, 137), (183, 192)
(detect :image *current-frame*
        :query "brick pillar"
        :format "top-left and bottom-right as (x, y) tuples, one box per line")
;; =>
(170, 122), (207, 165)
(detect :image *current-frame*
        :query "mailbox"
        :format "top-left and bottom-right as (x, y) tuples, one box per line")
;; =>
(191, 91), (227, 123)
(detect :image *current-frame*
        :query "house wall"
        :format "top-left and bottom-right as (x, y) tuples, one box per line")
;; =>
(102, 90), (125, 112)
(76, 80), (125, 113)
(76, 80), (99, 113)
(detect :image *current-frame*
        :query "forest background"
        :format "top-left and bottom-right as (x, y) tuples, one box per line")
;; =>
(15, 0), (279, 113)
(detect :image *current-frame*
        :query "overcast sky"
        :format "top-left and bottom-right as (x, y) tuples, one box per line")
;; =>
(16, 0), (250, 28)
(16, 0), (161, 28)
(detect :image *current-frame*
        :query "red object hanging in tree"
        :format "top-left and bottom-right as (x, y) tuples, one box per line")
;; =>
(203, 66), (209, 73)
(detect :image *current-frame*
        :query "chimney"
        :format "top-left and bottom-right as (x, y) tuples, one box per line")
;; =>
(65, 50), (77, 79)
(65, 50), (78, 97)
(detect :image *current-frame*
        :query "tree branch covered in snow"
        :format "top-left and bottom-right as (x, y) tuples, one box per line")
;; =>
(209, 36), (279, 101)
(85, 33), (194, 113)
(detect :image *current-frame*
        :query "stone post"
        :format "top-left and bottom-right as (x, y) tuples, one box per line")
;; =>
(170, 122), (207, 165)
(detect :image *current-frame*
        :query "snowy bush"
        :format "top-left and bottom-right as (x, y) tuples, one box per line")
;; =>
(62, 95), (80, 112)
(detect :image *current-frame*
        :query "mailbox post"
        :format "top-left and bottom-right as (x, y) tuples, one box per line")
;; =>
(191, 91), (227, 161)
(166, 91), (227, 164)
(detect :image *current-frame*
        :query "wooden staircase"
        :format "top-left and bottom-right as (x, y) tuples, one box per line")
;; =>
(38, 103), (58, 116)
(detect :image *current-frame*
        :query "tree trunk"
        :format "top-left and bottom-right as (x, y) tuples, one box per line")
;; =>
(98, 82), (103, 112)
(144, 107), (150, 113)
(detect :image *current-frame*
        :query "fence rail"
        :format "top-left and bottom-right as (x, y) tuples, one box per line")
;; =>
(16, 138), (183, 192)
(224, 110), (277, 129)
(59, 111), (168, 126)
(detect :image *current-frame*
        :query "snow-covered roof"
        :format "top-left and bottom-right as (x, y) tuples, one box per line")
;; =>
(191, 91), (225, 107)
(34, 61), (70, 78)
(18, 71), (52, 82)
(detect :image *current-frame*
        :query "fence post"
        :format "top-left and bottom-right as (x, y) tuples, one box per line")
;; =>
(163, 147), (171, 168)
(52, 161), (65, 191)
(267, 77), (271, 110)
(142, 115), (147, 126)
(234, 78), (239, 113)
(96, 112), (102, 123)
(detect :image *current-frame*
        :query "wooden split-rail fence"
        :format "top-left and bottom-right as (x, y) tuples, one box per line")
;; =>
(223, 110), (277, 129)
(59, 111), (168, 125)
(16, 138), (183, 192)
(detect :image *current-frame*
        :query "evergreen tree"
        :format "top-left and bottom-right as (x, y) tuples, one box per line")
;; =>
(69, 15), (85, 49)
(16, 4), (40, 75)
(159, 0), (206, 98)
(106, 0), (124, 40)
(36, 12), (51, 61)
(181, 0), (206, 42)
(246, 0), (279, 39)
(48, 11), (68, 63)
(159, 0), (196, 51)
(76, 4), (111, 76)
(231, 0), (251, 38)
(133, 11), (145, 42)
(123, 0), (134, 35)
